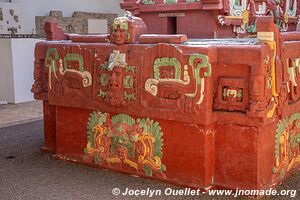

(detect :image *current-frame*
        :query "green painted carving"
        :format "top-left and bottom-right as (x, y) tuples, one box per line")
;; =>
(275, 118), (288, 160)
(223, 88), (243, 98)
(286, 0), (297, 17)
(153, 57), (181, 79)
(185, 53), (212, 105)
(144, 165), (153, 176)
(290, 134), (300, 148)
(98, 89), (108, 98)
(137, 117), (164, 158)
(63, 54), (84, 72)
(125, 66), (135, 72)
(45, 48), (59, 72)
(98, 51), (136, 103)
(86, 111), (108, 149)
(229, 0), (247, 16)
(247, 24), (256, 33)
(100, 74), (109, 86)
(84, 111), (166, 176)
(273, 113), (300, 176)
(237, 89), (243, 98)
(100, 63), (109, 70)
(45, 48), (60, 90)
(164, 0), (177, 4)
(124, 92), (135, 100)
(123, 76), (134, 89)
(188, 54), (212, 78)
(141, 0), (155, 5)
(112, 19), (128, 31)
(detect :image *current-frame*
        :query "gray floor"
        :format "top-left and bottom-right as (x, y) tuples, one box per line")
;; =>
(0, 121), (299, 200)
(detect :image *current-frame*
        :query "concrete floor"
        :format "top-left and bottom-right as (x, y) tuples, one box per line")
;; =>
(0, 101), (43, 128)
(0, 120), (299, 200)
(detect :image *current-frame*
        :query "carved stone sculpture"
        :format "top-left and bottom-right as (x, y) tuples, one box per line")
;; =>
(32, 1), (300, 192)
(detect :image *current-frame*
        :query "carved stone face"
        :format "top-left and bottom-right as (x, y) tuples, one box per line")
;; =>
(106, 66), (125, 106)
(112, 26), (127, 45)
(109, 66), (124, 91)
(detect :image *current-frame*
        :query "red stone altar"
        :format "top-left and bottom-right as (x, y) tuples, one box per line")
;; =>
(32, 0), (300, 190)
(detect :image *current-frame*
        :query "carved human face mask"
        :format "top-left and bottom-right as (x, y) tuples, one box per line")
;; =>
(113, 26), (127, 45)
(109, 66), (124, 91)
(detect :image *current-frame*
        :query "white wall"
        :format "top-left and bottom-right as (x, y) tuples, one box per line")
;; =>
(0, 38), (41, 103)
(11, 39), (42, 103)
(0, 39), (15, 102)
(0, 0), (123, 34)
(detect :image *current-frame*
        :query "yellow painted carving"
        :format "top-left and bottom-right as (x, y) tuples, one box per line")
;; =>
(273, 113), (300, 177)
(106, 156), (121, 164)
(267, 98), (277, 118)
(258, 31), (279, 117)
(142, 156), (162, 171)
(124, 159), (139, 170)
(136, 133), (162, 171)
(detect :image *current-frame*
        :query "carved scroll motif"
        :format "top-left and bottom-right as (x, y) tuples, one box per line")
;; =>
(45, 48), (92, 93)
(45, 48), (59, 90)
(145, 53), (211, 107)
(145, 58), (190, 95)
(59, 53), (92, 88)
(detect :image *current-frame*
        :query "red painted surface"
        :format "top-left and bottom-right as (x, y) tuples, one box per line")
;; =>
(55, 106), (89, 156)
(32, 1), (300, 191)
(139, 34), (187, 44)
(68, 34), (109, 43)
(42, 102), (56, 153)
